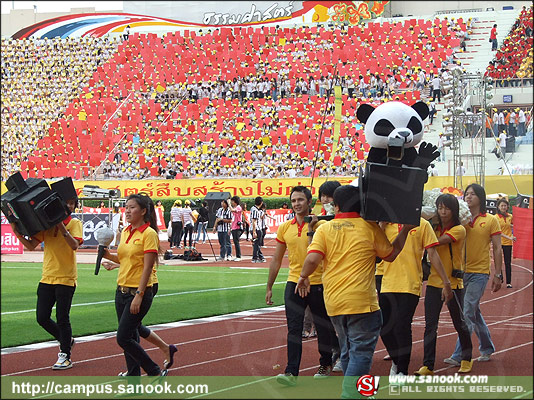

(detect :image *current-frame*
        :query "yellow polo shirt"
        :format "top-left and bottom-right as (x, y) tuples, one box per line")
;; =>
(276, 217), (324, 285)
(381, 218), (439, 296)
(496, 213), (513, 246)
(465, 213), (501, 274)
(34, 216), (83, 287)
(117, 222), (159, 288)
(308, 212), (393, 316)
(428, 224), (466, 289)
(375, 223), (400, 276)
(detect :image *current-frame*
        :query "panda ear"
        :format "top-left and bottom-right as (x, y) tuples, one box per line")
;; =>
(411, 101), (429, 121)
(357, 104), (375, 123)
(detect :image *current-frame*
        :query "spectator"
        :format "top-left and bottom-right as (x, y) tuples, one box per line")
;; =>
(170, 200), (183, 249)
(490, 24), (498, 51)
(181, 200), (195, 249)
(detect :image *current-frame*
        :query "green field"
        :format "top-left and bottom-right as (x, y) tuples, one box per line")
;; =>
(0, 263), (287, 348)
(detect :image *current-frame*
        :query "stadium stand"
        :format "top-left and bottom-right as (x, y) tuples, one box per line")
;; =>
(0, 14), (519, 181)
(485, 5), (533, 81)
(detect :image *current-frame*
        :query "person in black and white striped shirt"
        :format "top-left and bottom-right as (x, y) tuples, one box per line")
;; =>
(213, 200), (233, 261)
(250, 196), (266, 262)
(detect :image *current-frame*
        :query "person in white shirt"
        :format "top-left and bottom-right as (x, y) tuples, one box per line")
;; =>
(517, 109), (526, 136)
(431, 76), (441, 102)
(498, 131), (507, 158)
(456, 162), (466, 176)
(497, 111), (505, 133)
(181, 200), (195, 249)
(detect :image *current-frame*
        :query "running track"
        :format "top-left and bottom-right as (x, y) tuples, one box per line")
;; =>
(2, 239), (532, 378)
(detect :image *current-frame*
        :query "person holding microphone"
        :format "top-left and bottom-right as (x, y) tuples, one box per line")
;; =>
(101, 193), (167, 376)
(496, 198), (515, 288)
(11, 196), (83, 370)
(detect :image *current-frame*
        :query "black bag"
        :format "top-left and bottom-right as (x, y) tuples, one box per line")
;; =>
(183, 248), (205, 261)
(489, 38), (492, 42)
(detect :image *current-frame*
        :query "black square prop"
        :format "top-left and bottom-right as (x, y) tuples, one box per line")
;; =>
(359, 163), (428, 226)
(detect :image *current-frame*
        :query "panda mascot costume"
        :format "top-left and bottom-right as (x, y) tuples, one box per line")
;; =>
(357, 101), (439, 168)
(356, 101), (440, 224)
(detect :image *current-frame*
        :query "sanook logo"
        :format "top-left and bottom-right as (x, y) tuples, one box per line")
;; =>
(357, 375), (380, 397)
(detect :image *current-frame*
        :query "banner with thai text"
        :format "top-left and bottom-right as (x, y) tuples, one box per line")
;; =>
(1, 215), (23, 254)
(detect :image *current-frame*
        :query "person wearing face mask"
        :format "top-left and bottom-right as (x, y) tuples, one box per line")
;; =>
(444, 184), (502, 366)
(415, 194), (473, 376)
(266, 186), (338, 385)
(11, 196), (83, 370)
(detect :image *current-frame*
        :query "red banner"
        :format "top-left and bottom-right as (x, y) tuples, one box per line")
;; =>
(512, 206), (533, 260)
(1, 215), (24, 254)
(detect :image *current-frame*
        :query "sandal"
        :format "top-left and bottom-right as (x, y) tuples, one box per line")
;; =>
(164, 344), (178, 370)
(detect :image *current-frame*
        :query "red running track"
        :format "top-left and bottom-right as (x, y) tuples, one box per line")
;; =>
(1, 239), (532, 378)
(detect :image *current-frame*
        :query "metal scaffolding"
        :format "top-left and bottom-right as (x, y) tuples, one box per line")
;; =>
(445, 69), (492, 190)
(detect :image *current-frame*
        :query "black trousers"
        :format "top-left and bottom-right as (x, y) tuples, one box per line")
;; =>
(433, 89), (441, 102)
(502, 245), (512, 284)
(284, 282), (336, 375)
(252, 229), (264, 260)
(115, 287), (160, 376)
(183, 224), (193, 248)
(423, 286), (472, 369)
(171, 221), (182, 247)
(36, 283), (76, 358)
(231, 229), (242, 258)
(379, 292), (419, 375)
(375, 275), (383, 294)
(138, 283), (158, 339)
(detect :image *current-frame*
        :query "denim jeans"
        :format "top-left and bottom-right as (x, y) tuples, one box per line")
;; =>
(36, 283), (76, 358)
(195, 221), (207, 242)
(284, 282), (336, 375)
(450, 273), (495, 361)
(231, 229), (242, 258)
(423, 286), (472, 369)
(217, 231), (231, 259)
(330, 310), (382, 399)
(115, 287), (160, 376)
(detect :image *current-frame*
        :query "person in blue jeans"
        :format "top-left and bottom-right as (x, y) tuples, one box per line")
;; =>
(195, 201), (209, 244)
(444, 184), (503, 366)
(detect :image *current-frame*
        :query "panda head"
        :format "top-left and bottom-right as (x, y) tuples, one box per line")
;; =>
(357, 101), (429, 149)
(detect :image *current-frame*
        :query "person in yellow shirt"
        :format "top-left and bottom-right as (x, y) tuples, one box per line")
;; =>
(445, 183), (502, 366)
(12, 196), (83, 370)
(496, 198), (515, 288)
(102, 194), (167, 377)
(415, 194), (473, 376)
(379, 216), (452, 377)
(266, 186), (338, 386)
(296, 185), (418, 399)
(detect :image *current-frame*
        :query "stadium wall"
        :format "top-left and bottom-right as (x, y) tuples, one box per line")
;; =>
(2, 177), (531, 198)
(385, 1), (529, 17)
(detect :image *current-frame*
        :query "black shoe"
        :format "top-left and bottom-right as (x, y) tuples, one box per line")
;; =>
(164, 344), (178, 370)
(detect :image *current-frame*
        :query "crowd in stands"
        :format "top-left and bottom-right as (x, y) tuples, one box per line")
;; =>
(486, 5), (533, 83)
(0, 14), (499, 181)
(1, 36), (120, 180)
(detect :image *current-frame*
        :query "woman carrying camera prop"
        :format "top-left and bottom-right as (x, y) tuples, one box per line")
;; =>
(415, 194), (473, 376)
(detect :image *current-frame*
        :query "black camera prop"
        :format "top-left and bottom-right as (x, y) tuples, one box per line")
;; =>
(303, 215), (335, 223)
(1, 172), (76, 237)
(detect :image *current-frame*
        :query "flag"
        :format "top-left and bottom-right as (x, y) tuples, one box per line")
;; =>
(332, 85), (342, 156)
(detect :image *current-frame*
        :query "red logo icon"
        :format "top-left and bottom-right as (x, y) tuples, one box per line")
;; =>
(357, 375), (380, 397)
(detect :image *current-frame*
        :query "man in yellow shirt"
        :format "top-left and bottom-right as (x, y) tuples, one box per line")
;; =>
(379, 218), (452, 376)
(296, 185), (419, 398)
(266, 186), (338, 386)
(445, 183), (502, 365)
(12, 197), (83, 370)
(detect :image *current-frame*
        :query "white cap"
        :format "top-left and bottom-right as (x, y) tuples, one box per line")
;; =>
(114, 202), (120, 207)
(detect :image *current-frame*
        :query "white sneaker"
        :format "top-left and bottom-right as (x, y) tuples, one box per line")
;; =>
(226, 256), (232, 261)
(332, 359), (342, 372)
(52, 352), (73, 370)
(389, 362), (398, 376)
(233, 257), (241, 261)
